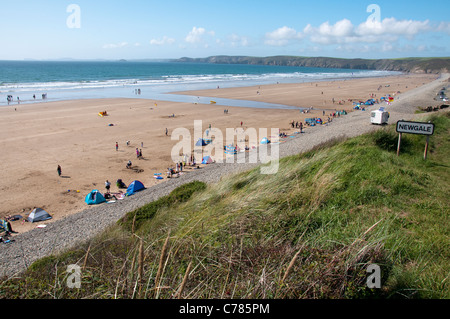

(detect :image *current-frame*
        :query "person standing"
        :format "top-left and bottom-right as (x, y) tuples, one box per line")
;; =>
(105, 180), (111, 194)
(57, 165), (62, 177)
(116, 142), (119, 151)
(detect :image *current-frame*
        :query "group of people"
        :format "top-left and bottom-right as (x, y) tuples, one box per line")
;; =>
(6, 95), (15, 104)
(167, 157), (199, 178)
(290, 120), (304, 131)
(166, 153), (202, 178)
(116, 141), (144, 167)
(136, 148), (143, 159)
(103, 180), (120, 200)
(6, 93), (47, 105)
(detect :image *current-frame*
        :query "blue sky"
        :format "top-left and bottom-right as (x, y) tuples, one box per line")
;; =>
(1, 0), (449, 60)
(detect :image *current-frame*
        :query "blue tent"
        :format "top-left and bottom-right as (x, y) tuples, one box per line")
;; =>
(85, 190), (106, 205)
(126, 180), (145, 196)
(225, 144), (237, 154)
(260, 137), (270, 144)
(195, 138), (207, 146)
(202, 156), (213, 164)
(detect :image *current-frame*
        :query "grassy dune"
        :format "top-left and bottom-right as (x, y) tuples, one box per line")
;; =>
(1, 112), (448, 299)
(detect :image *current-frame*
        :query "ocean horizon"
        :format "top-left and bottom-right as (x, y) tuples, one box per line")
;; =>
(0, 61), (401, 109)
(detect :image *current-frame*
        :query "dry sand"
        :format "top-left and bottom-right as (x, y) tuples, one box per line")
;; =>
(0, 73), (438, 234)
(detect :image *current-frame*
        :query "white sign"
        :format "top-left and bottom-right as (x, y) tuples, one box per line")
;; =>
(396, 121), (434, 136)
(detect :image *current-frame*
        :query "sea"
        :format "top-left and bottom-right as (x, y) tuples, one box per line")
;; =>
(0, 61), (401, 109)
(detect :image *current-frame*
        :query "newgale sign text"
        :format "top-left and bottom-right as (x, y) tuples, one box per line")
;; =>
(396, 121), (435, 136)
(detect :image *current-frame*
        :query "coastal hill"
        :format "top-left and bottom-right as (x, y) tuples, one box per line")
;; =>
(174, 55), (450, 74)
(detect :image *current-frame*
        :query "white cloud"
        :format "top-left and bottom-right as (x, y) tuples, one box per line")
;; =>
(319, 19), (354, 38)
(304, 20), (357, 44)
(356, 18), (430, 37)
(102, 42), (128, 49)
(185, 27), (215, 44)
(265, 26), (303, 46)
(150, 36), (175, 46)
(303, 17), (432, 45)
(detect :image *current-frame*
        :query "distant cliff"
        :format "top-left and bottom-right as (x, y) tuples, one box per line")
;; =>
(173, 56), (450, 74)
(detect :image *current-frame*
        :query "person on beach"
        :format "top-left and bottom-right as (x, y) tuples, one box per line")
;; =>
(105, 180), (111, 194)
(165, 128), (168, 136)
(136, 148), (140, 159)
(116, 142), (118, 151)
(139, 149), (142, 159)
(57, 165), (62, 177)
(126, 160), (132, 169)
(0, 218), (17, 236)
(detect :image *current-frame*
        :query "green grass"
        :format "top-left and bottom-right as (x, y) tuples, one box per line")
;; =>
(1, 112), (448, 299)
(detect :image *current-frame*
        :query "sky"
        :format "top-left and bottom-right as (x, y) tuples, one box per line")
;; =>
(0, 0), (449, 60)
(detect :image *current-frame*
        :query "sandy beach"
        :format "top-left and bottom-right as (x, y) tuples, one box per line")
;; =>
(0, 73), (439, 234)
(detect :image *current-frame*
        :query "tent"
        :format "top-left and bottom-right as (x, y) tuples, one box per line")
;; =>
(85, 190), (106, 205)
(225, 144), (237, 154)
(126, 180), (145, 196)
(195, 138), (207, 146)
(27, 208), (52, 223)
(202, 156), (213, 164)
(260, 137), (270, 144)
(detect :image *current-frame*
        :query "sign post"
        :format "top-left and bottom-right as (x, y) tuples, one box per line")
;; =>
(396, 120), (435, 159)
(424, 136), (430, 160)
